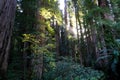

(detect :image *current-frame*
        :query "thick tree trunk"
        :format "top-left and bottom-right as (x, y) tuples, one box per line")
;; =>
(32, 1), (44, 79)
(98, 0), (114, 66)
(0, 0), (16, 78)
(98, 0), (108, 66)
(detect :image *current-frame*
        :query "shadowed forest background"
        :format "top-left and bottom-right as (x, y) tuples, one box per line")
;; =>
(0, 0), (120, 80)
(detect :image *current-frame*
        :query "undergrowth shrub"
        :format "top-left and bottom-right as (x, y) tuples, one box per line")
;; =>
(43, 57), (105, 80)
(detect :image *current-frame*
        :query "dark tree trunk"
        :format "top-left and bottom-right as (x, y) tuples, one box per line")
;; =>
(32, 1), (44, 79)
(98, 0), (108, 65)
(0, 0), (16, 79)
(55, 22), (60, 57)
(98, 0), (114, 66)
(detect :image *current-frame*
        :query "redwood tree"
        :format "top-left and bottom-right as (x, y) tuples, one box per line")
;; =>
(0, 0), (16, 78)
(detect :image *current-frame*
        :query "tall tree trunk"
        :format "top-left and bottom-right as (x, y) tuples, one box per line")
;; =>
(0, 0), (16, 79)
(98, 0), (114, 66)
(55, 22), (60, 57)
(98, 0), (108, 66)
(32, 1), (44, 79)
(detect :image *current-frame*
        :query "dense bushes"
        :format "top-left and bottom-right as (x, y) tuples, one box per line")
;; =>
(43, 57), (105, 80)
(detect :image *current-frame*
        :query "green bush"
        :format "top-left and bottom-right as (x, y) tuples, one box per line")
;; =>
(43, 57), (105, 80)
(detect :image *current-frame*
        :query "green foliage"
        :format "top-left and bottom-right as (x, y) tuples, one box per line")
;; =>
(40, 0), (62, 25)
(7, 39), (24, 80)
(30, 43), (56, 79)
(40, 8), (53, 19)
(43, 57), (105, 80)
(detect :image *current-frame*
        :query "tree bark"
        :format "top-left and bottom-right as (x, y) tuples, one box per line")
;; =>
(32, 1), (44, 79)
(0, 0), (16, 78)
(98, 0), (114, 66)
